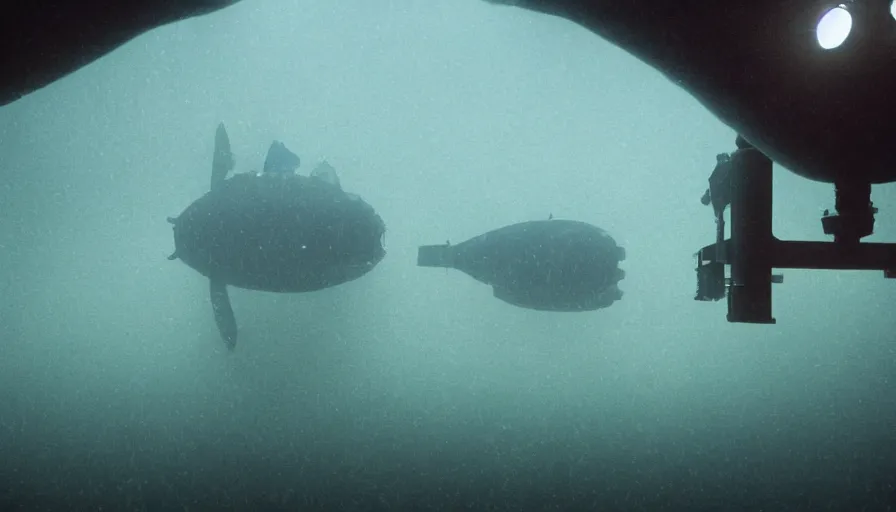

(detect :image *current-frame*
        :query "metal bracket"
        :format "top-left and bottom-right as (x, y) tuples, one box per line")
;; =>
(694, 136), (896, 324)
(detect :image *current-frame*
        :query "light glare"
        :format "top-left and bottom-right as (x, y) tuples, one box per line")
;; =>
(816, 6), (852, 50)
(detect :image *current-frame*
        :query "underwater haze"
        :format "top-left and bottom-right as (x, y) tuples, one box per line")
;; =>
(2, 0), (896, 510)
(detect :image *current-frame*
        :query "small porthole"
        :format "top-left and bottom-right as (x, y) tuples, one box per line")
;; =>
(816, 5), (853, 50)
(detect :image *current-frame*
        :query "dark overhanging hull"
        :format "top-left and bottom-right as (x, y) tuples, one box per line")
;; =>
(486, 0), (896, 185)
(1, 1), (243, 107)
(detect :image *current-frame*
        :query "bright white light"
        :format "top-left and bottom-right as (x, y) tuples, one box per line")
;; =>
(891, 0), (896, 20)
(816, 5), (853, 50)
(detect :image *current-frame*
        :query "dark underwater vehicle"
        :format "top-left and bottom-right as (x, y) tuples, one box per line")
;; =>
(167, 123), (386, 350)
(418, 219), (625, 311)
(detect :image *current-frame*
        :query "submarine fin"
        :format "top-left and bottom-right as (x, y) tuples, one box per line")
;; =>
(263, 141), (300, 174)
(309, 160), (342, 189)
(417, 244), (456, 268)
(209, 278), (237, 350)
(211, 122), (234, 191)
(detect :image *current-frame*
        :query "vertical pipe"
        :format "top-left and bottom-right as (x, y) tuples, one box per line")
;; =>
(727, 147), (776, 324)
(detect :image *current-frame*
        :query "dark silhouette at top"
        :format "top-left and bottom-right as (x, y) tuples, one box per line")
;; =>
(0, 0), (242, 107)
(487, 0), (896, 185)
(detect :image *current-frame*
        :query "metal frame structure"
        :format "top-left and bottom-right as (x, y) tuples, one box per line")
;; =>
(694, 137), (896, 323)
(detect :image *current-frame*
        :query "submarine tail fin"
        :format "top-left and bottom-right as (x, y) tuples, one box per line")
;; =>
(211, 122), (234, 191)
(210, 278), (237, 351)
(417, 244), (456, 269)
